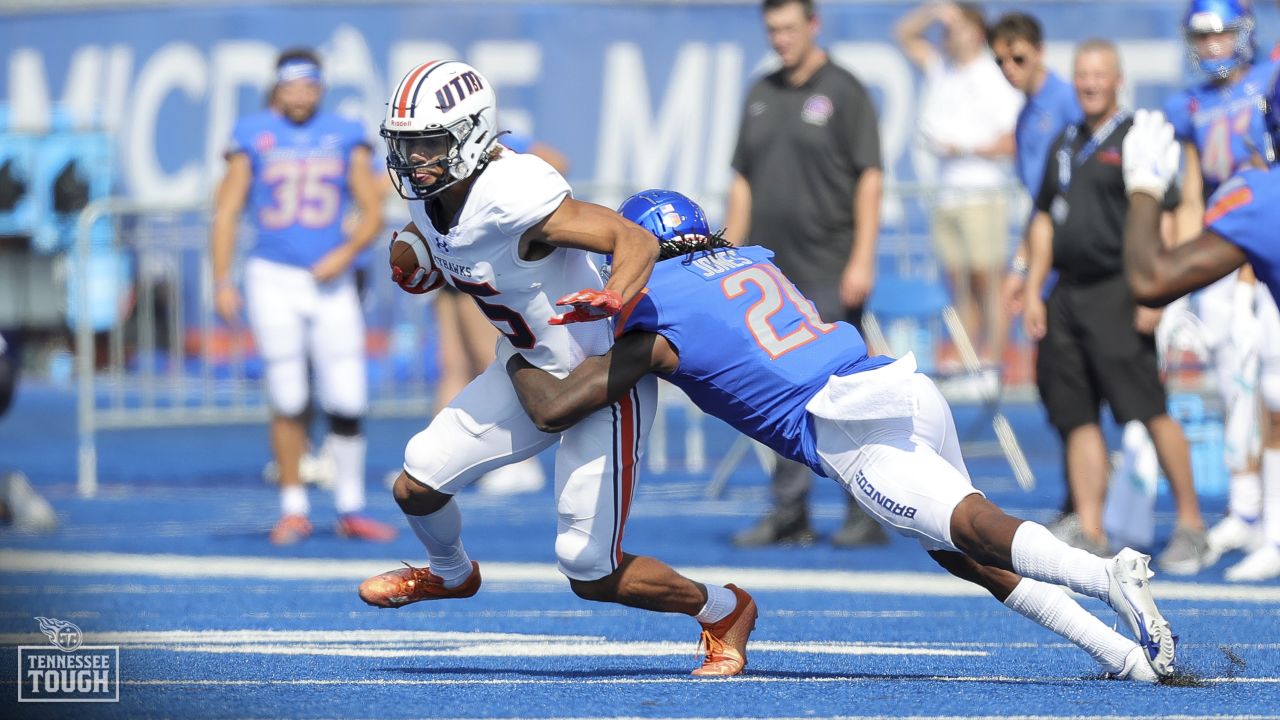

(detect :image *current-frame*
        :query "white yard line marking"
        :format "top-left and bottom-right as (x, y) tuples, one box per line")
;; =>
(3, 550), (1279, 602)
(104, 677), (1280, 688)
(0, 630), (985, 658)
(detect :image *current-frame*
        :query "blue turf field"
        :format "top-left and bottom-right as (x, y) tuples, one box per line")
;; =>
(1, 383), (1278, 719)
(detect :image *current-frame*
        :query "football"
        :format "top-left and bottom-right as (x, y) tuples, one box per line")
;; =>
(389, 228), (445, 293)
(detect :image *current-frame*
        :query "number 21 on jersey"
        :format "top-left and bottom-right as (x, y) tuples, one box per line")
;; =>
(722, 265), (834, 359)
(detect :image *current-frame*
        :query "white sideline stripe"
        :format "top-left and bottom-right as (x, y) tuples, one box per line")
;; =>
(107, 677), (1280, 688)
(0, 630), (985, 659)
(3, 550), (1280, 602)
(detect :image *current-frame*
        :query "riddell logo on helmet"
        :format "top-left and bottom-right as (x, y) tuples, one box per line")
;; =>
(388, 119), (413, 127)
(435, 71), (485, 113)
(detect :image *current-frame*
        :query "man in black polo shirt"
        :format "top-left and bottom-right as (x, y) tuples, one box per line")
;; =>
(726, 0), (886, 548)
(1022, 39), (1209, 573)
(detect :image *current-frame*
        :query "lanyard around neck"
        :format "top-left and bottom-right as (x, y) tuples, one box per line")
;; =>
(1057, 111), (1129, 194)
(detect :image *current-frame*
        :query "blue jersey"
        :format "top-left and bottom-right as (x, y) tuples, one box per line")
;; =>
(1017, 70), (1081, 197)
(1205, 169), (1280, 299)
(1164, 59), (1279, 199)
(228, 110), (368, 269)
(619, 246), (893, 474)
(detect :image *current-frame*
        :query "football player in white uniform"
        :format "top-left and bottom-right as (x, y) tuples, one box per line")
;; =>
(358, 61), (757, 677)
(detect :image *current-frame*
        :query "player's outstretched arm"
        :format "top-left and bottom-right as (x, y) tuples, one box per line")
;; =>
(505, 332), (675, 434)
(525, 198), (659, 307)
(1124, 193), (1246, 307)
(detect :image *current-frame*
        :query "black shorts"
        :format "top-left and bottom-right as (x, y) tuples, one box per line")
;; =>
(1035, 274), (1166, 434)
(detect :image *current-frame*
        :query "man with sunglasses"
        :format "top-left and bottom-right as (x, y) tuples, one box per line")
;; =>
(990, 12), (1081, 311)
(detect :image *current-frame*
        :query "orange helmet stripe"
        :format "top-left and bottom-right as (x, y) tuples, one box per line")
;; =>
(395, 60), (442, 118)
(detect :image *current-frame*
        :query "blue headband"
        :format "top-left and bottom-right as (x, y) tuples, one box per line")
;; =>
(276, 60), (322, 85)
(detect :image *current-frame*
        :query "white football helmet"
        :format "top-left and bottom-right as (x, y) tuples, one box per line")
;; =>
(381, 60), (499, 199)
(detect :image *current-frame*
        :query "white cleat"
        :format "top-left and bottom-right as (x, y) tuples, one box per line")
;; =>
(1224, 544), (1280, 582)
(1106, 548), (1176, 678)
(1205, 515), (1263, 567)
(1109, 646), (1159, 683)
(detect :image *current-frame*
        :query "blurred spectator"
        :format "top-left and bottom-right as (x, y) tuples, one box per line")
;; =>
(989, 11), (1081, 314)
(422, 132), (565, 496)
(988, 11), (1095, 527)
(896, 1), (1022, 371)
(725, 0), (887, 548)
(1021, 40), (1209, 573)
(211, 48), (395, 545)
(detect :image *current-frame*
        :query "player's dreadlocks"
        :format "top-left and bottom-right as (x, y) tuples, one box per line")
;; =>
(659, 229), (734, 262)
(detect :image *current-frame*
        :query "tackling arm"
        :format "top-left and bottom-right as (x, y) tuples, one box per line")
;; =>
(523, 197), (659, 324)
(505, 332), (676, 434)
(1124, 192), (1247, 307)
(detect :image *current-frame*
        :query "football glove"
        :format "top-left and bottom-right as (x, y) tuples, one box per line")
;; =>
(1122, 109), (1181, 200)
(548, 289), (624, 325)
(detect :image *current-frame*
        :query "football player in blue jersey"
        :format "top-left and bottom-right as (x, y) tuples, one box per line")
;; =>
(503, 189), (1178, 681)
(1163, 0), (1280, 573)
(211, 48), (395, 545)
(1125, 101), (1280, 582)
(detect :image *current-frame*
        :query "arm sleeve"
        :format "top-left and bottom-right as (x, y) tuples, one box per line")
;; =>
(1205, 175), (1262, 255)
(493, 156), (572, 237)
(1034, 133), (1063, 213)
(842, 79), (883, 174)
(620, 291), (681, 355)
(227, 118), (256, 162)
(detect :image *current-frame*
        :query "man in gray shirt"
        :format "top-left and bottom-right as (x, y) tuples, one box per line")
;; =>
(726, 0), (886, 547)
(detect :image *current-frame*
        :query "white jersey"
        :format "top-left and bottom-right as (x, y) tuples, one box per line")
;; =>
(407, 152), (612, 376)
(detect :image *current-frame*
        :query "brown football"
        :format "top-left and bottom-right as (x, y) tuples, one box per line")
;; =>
(389, 229), (444, 293)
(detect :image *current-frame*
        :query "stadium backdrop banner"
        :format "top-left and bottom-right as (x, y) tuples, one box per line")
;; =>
(1, 1), (1268, 216)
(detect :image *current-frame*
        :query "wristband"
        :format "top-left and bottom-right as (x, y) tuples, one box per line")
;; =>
(1009, 256), (1028, 278)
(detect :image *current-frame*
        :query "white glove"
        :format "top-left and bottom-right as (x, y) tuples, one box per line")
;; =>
(1122, 109), (1181, 199)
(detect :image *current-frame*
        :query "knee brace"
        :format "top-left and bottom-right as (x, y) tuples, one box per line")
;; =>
(555, 528), (613, 582)
(327, 413), (362, 437)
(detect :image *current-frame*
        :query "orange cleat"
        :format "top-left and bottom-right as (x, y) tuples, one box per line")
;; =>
(691, 584), (757, 677)
(336, 514), (398, 543)
(269, 514), (312, 545)
(358, 560), (481, 608)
